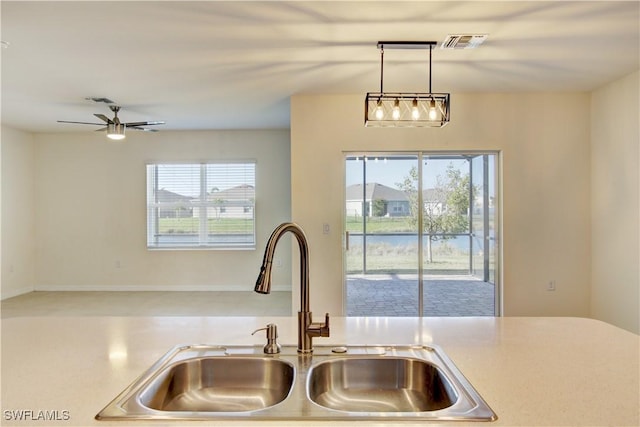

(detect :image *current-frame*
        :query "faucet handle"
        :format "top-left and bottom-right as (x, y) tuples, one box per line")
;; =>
(322, 313), (330, 337)
(251, 323), (281, 354)
(308, 313), (330, 338)
(321, 313), (331, 337)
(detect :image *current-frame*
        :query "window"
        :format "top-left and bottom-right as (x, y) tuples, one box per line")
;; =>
(146, 162), (256, 249)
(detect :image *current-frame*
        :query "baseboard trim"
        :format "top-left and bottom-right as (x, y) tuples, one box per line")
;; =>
(1, 287), (35, 300)
(33, 284), (291, 292)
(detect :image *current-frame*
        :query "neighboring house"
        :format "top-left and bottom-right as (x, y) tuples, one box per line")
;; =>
(156, 189), (194, 218)
(423, 188), (447, 215)
(345, 183), (467, 218)
(345, 183), (410, 217)
(192, 184), (255, 219)
(472, 195), (496, 215)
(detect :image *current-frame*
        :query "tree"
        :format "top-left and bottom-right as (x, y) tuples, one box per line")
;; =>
(396, 163), (474, 263)
(440, 164), (472, 235)
(372, 199), (387, 217)
(209, 187), (224, 219)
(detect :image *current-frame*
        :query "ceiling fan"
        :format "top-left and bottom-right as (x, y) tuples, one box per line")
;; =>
(58, 105), (165, 140)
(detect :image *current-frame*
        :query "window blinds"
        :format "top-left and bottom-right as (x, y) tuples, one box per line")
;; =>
(146, 162), (256, 249)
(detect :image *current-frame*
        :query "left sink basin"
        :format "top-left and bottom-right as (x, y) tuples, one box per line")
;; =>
(96, 345), (296, 420)
(139, 357), (294, 412)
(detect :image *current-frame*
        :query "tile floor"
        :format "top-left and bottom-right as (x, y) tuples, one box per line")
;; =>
(2, 275), (496, 318)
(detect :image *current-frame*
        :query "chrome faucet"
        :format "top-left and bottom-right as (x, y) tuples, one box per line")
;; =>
(255, 222), (330, 354)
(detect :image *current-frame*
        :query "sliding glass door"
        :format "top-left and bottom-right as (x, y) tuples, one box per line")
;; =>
(345, 155), (420, 316)
(345, 152), (500, 317)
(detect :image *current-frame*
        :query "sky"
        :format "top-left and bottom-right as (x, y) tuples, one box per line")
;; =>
(345, 155), (471, 189)
(151, 163), (255, 197)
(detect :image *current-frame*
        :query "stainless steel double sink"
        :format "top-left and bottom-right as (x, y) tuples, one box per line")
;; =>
(97, 344), (496, 421)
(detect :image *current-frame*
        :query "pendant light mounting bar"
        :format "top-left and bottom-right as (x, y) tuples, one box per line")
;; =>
(377, 41), (438, 50)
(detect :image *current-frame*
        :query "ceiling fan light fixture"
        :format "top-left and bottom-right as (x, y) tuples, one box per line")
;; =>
(106, 123), (126, 140)
(364, 41), (450, 128)
(57, 104), (164, 139)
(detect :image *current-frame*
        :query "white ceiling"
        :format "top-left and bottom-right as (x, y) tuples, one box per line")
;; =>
(1, 1), (638, 133)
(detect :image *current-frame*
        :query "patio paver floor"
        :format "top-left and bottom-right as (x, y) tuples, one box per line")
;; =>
(346, 274), (495, 317)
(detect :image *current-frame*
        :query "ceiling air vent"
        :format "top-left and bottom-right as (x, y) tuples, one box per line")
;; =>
(441, 34), (487, 50)
(85, 97), (115, 104)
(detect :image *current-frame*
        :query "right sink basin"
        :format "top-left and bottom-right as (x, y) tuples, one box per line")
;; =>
(307, 356), (457, 412)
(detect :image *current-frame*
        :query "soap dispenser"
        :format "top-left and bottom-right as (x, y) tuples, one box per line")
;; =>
(251, 323), (281, 354)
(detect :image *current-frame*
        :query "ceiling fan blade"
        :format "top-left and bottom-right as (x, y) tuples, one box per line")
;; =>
(57, 120), (104, 126)
(124, 120), (165, 127)
(129, 126), (158, 132)
(94, 113), (112, 124)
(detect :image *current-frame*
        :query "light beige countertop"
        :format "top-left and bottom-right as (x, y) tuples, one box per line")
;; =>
(1, 316), (638, 426)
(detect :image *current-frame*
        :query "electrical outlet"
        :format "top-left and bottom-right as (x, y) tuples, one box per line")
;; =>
(275, 259), (283, 268)
(323, 223), (330, 234)
(547, 280), (556, 291)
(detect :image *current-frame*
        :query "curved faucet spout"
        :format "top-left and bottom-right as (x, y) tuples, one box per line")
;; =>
(254, 223), (309, 310)
(255, 222), (328, 353)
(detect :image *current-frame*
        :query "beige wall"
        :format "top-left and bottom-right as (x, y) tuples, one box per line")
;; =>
(591, 71), (640, 334)
(30, 129), (292, 292)
(291, 93), (592, 317)
(3, 82), (636, 330)
(1, 126), (36, 298)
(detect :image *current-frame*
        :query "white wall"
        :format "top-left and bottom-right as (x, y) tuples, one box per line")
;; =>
(32, 129), (292, 292)
(1, 126), (36, 299)
(291, 93), (592, 317)
(591, 70), (640, 334)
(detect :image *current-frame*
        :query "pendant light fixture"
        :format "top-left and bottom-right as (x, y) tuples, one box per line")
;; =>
(365, 41), (450, 127)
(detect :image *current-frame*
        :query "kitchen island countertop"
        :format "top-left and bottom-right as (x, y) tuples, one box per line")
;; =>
(1, 316), (638, 426)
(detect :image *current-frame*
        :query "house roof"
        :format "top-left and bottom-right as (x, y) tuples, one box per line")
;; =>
(208, 184), (255, 201)
(423, 188), (447, 204)
(156, 189), (193, 203)
(346, 183), (448, 203)
(346, 183), (408, 202)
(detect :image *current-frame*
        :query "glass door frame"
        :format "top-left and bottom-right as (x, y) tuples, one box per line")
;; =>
(343, 150), (502, 317)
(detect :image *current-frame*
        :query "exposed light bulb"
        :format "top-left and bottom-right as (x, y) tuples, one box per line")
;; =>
(375, 100), (384, 120)
(411, 99), (420, 120)
(428, 100), (437, 120)
(392, 99), (401, 120)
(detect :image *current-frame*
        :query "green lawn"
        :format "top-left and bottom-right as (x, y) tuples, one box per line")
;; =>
(346, 241), (472, 275)
(159, 217), (253, 234)
(346, 215), (494, 234)
(346, 216), (415, 233)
